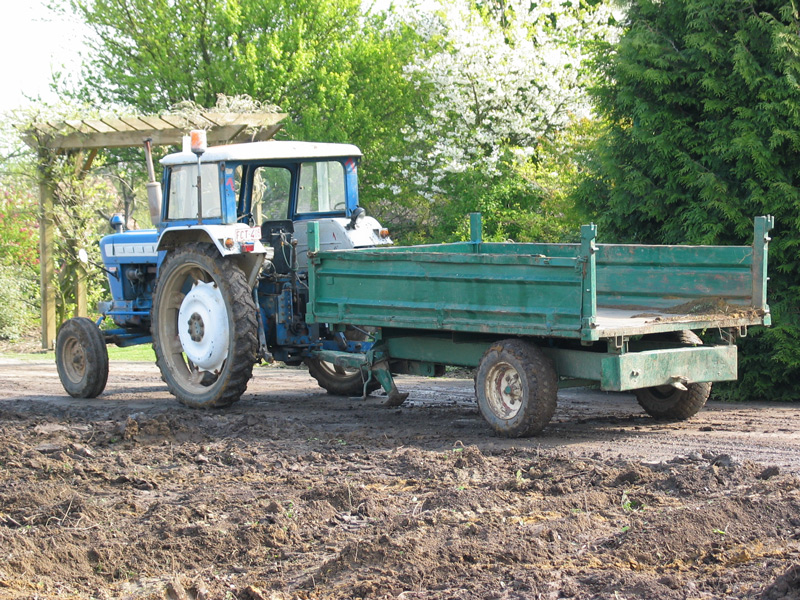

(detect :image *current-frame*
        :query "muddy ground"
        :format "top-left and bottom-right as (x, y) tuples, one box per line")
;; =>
(0, 358), (799, 600)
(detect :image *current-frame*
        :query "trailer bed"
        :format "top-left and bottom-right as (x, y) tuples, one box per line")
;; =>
(307, 217), (772, 343)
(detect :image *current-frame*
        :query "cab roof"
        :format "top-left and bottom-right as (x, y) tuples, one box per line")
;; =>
(160, 140), (362, 166)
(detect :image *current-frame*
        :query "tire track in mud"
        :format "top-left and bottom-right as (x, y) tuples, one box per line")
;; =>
(1, 359), (799, 473)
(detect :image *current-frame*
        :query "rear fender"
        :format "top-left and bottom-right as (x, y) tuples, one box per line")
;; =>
(157, 225), (270, 287)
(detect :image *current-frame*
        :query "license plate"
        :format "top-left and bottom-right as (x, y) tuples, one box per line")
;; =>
(235, 227), (261, 243)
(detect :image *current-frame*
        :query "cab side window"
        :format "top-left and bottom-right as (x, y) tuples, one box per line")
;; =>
(252, 166), (291, 222)
(297, 161), (346, 214)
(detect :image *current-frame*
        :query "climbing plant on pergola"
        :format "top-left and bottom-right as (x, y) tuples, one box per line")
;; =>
(22, 110), (286, 349)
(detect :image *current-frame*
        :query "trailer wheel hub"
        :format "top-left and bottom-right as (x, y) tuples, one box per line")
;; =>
(177, 280), (230, 373)
(484, 362), (524, 420)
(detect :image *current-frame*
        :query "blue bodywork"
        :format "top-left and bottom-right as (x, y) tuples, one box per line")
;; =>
(97, 153), (371, 363)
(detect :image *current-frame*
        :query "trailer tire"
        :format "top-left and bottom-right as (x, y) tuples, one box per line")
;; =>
(475, 339), (557, 437)
(55, 317), (109, 398)
(305, 358), (381, 396)
(151, 243), (258, 408)
(634, 331), (712, 420)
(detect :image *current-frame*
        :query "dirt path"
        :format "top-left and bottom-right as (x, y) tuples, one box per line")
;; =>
(0, 360), (798, 599)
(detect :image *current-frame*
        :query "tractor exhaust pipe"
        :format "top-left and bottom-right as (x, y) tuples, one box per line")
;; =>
(143, 138), (162, 227)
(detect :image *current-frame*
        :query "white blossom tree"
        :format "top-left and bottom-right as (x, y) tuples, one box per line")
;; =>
(396, 0), (618, 191)
(371, 0), (618, 242)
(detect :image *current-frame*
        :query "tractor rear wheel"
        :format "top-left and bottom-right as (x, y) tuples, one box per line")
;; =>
(151, 243), (258, 408)
(306, 326), (381, 397)
(305, 358), (381, 396)
(475, 339), (558, 437)
(55, 317), (109, 398)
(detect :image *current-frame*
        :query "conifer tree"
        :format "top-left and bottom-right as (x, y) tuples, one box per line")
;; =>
(584, 0), (800, 400)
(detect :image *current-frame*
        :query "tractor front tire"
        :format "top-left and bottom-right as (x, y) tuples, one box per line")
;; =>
(55, 317), (109, 398)
(151, 243), (258, 408)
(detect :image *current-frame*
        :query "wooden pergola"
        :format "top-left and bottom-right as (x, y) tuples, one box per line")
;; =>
(22, 110), (287, 349)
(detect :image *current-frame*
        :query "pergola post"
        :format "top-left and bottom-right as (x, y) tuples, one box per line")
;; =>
(37, 150), (57, 349)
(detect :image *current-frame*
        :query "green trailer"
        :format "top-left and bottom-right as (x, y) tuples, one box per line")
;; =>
(306, 214), (773, 437)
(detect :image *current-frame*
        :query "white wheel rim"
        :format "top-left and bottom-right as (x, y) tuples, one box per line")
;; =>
(484, 361), (524, 420)
(177, 280), (230, 372)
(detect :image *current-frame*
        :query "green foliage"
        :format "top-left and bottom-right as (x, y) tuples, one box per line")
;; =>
(0, 265), (38, 340)
(63, 0), (425, 224)
(582, 0), (800, 400)
(411, 121), (594, 245)
(46, 158), (116, 325)
(0, 165), (40, 339)
(0, 180), (39, 269)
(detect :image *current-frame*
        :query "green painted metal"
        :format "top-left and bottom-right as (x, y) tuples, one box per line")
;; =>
(305, 217), (771, 390)
(381, 333), (490, 367)
(600, 345), (737, 391)
(312, 349), (368, 370)
(470, 212), (482, 245)
(316, 333), (737, 392)
(309, 247), (584, 337)
(580, 224), (597, 340)
(752, 215), (774, 312)
(308, 217), (771, 341)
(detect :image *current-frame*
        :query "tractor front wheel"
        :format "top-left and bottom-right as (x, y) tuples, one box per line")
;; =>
(55, 317), (109, 398)
(151, 243), (258, 408)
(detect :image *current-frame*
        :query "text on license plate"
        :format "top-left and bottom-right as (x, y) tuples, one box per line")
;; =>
(235, 227), (261, 243)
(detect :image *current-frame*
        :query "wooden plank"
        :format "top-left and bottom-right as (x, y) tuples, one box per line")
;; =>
(27, 112), (287, 149)
(229, 123), (284, 143)
(64, 120), (88, 133)
(138, 116), (174, 130)
(81, 120), (117, 134)
(187, 114), (218, 129)
(99, 117), (136, 132)
(203, 112), (285, 127)
(38, 152), (57, 349)
(45, 124), (271, 149)
(119, 116), (156, 130)
(208, 125), (246, 143)
(157, 114), (189, 128)
(47, 129), (185, 149)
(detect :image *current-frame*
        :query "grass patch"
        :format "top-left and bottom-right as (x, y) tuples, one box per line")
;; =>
(2, 344), (155, 363)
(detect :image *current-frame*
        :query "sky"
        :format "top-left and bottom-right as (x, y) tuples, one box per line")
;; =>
(0, 0), (87, 112)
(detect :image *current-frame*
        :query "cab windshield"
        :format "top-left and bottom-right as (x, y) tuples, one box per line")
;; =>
(166, 164), (221, 220)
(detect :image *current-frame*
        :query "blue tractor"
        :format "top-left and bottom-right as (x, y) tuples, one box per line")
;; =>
(55, 134), (394, 407)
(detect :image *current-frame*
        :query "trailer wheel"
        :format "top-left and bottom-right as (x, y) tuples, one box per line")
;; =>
(55, 317), (109, 398)
(151, 243), (258, 408)
(305, 359), (381, 396)
(634, 331), (712, 420)
(475, 339), (558, 437)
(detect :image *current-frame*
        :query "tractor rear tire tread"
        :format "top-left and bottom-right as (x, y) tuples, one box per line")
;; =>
(151, 243), (258, 408)
(305, 358), (382, 397)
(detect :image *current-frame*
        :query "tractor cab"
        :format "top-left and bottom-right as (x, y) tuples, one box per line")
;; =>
(158, 141), (392, 266)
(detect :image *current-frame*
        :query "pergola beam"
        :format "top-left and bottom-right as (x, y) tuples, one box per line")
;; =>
(24, 111), (286, 151)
